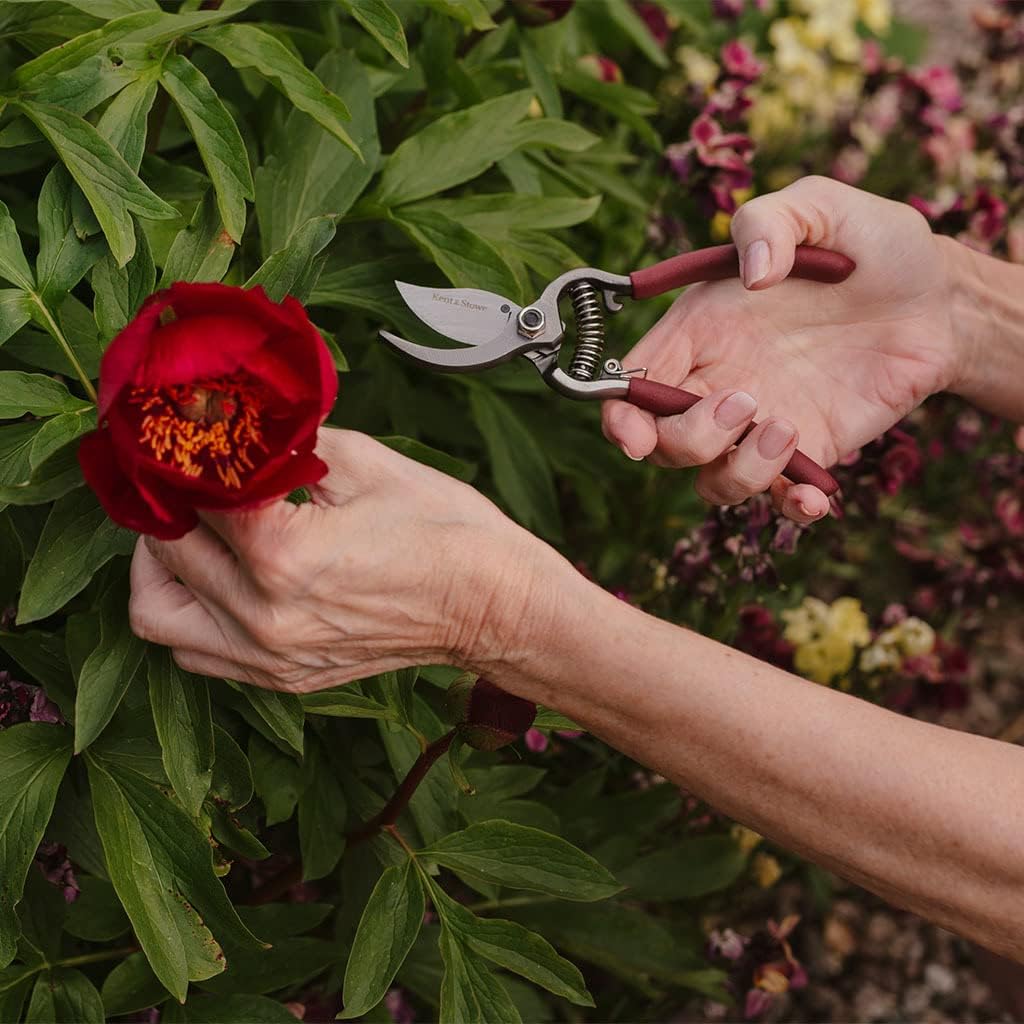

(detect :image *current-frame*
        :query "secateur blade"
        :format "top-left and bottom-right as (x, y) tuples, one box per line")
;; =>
(394, 282), (521, 346)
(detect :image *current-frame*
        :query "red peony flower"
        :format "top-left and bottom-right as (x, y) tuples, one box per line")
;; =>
(79, 283), (337, 540)
(577, 54), (623, 84)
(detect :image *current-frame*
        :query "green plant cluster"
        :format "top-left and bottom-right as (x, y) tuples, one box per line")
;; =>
(0, 2), (746, 1022)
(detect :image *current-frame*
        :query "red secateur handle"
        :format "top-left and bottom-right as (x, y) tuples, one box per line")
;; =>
(622, 244), (855, 496)
(629, 243), (855, 300)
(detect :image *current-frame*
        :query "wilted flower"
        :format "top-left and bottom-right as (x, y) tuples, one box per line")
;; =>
(0, 671), (63, 729)
(34, 841), (79, 903)
(79, 283), (338, 540)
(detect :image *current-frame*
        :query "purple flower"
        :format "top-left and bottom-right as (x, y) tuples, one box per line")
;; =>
(34, 841), (80, 903)
(633, 1), (671, 47)
(743, 988), (774, 1019)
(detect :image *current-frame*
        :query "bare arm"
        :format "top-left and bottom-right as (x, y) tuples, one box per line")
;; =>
(473, 567), (1024, 963)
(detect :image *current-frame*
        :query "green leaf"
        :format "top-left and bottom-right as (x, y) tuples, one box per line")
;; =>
(557, 70), (660, 150)
(165, 993), (301, 1023)
(0, 965), (36, 1023)
(159, 54), (254, 244)
(91, 222), (155, 341)
(233, 684), (305, 756)
(422, 821), (621, 901)
(248, 734), (304, 826)
(15, 100), (177, 266)
(509, 118), (600, 153)
(425, 0), (496, 30)
(17, 488), (136, 625)
(36, 167), (107, 301)
(300, 687), (397, 721)
(467, 387), (561, 540)
(25, 968), (104, 1023)
(376, 436), (476, 482)
(210, 725), (253, 811)
(95, 74), (159, 172)
(0, 438), (82, 507)
(518, 30), (561, 118)
(340, 860), (424, 1018)
(510, 902), (704, 987)
(340, 0), (409, 66)
(374, 91), (533, 207)
(14, 6), (255, 89)
(0, 290), (33, 347)
(392, 206), (521, 300)
(100, 952), (166, 1018)
(197, 933), (337, 996)
(158, 189), (235, 287)
(0, 725), (72, 968)
(193, 23), (359, 156)
(428, 880), (592, 1007)
(0, 372), (91, 420)
(0, 201), (35, 291)
(35, 0), (158, 20)
(64, 876), (130, 942)
(591, 0), (669, 67)
(297, 740), (346, 881)
(28, 408), (96, 472)
(31, 46), (151, 118)
(618, 835), (749, 901)
(74, 576), (146, 753)
(439, 926), (520, 1024)
(378, 706), (457, 846)
(255, 52), (378, 257)
(0, 422), (44, 487)
(86, 753), (264, 1003)
(414, 194), (600, 236)
(244, 215), (336, 304)
(148, 646), (214, 818)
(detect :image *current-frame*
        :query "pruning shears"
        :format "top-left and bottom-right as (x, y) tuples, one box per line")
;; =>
(380, 243), (855, 495)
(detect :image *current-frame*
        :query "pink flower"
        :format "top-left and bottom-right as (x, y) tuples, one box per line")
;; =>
(720, 40), (763, 81)
(0, 671), (64, 729)
(690, 113), (755, 171)
(705, 79), (755, 122)
(879, 428), (923, 495)
(908, 65), (963, 113)
(923, 118), (976, 177)
(909, 191), (964, 221)
(832, 145), (870, 185)
(996, 490), (1024, 535)
(743, 988), (774, 1019)
(524, 728), (548, 753)
(708, 928), (748, 961)
(967, 187), (1008, 246)
(384, 989), (415, 1024)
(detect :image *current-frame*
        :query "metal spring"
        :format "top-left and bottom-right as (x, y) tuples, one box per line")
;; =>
(567, 281), (606, 381)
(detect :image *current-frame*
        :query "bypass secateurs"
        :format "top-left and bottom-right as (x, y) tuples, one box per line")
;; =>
(379, 243), (855, 495)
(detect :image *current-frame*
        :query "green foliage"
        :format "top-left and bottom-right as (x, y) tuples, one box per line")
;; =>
(0, 2), (741, 1021)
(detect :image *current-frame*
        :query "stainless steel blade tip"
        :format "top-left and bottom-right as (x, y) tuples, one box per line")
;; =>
(394, 281), (521, 347)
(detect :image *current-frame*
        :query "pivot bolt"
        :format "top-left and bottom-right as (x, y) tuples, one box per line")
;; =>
(516, 306), (545, 339)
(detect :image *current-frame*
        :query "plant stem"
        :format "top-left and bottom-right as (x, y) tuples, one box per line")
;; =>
(349, 729), (457, 844)
(32, 296), (98, 404)
(57, 945), (140, 968)
(384, 824), (417, 859)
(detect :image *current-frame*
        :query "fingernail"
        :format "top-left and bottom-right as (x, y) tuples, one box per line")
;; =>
(715, 391), (757, 430)
(742, 239), (770, 288)
(758, 419), (796, 459)
(622, 445), (644, 462)
(798, 501), (815, 517)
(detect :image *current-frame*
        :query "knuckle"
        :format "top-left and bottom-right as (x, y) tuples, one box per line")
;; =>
(694, 474), (728, 507)
(128, 595), (160, 642)
(247, 606), (293, 652)
(247, 548), (300, 592)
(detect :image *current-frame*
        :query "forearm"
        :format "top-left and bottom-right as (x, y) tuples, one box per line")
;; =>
(483, 563), (1024, 961)
(944, 234), (1024, 422)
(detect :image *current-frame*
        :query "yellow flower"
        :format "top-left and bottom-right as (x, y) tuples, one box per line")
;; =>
(784, 596), (871, 685)
(710, 210), (733, 242)
(830, 597), (871, 647)
(752, 852), (783, 888)
(732, 824), (763, 854)
(859, 641), (901, 674)
(883, 617), (936, 658)
(858, 0), (891, 34)
(676, 45), (719, 90)
(748, 91), (798, 145)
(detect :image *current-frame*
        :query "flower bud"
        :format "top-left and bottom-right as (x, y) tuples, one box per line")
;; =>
(576, 55), (623, 84)
(445, 674), (537, 751)
(509, 0), (574, 26)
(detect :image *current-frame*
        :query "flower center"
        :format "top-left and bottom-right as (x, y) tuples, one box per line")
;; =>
(131, 374), (268, 489)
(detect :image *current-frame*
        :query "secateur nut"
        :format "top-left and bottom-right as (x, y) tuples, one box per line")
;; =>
(516, 306), (546, 339)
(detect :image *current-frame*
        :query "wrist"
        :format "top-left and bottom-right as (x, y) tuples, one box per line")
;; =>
(939, 234), (1024, 420)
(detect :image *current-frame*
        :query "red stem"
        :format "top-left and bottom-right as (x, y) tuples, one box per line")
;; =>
(349, 729), (457, 844)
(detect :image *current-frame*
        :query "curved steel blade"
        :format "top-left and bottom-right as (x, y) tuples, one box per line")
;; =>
(379, 330), (542, 372)
(395, 282), (520, 346)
